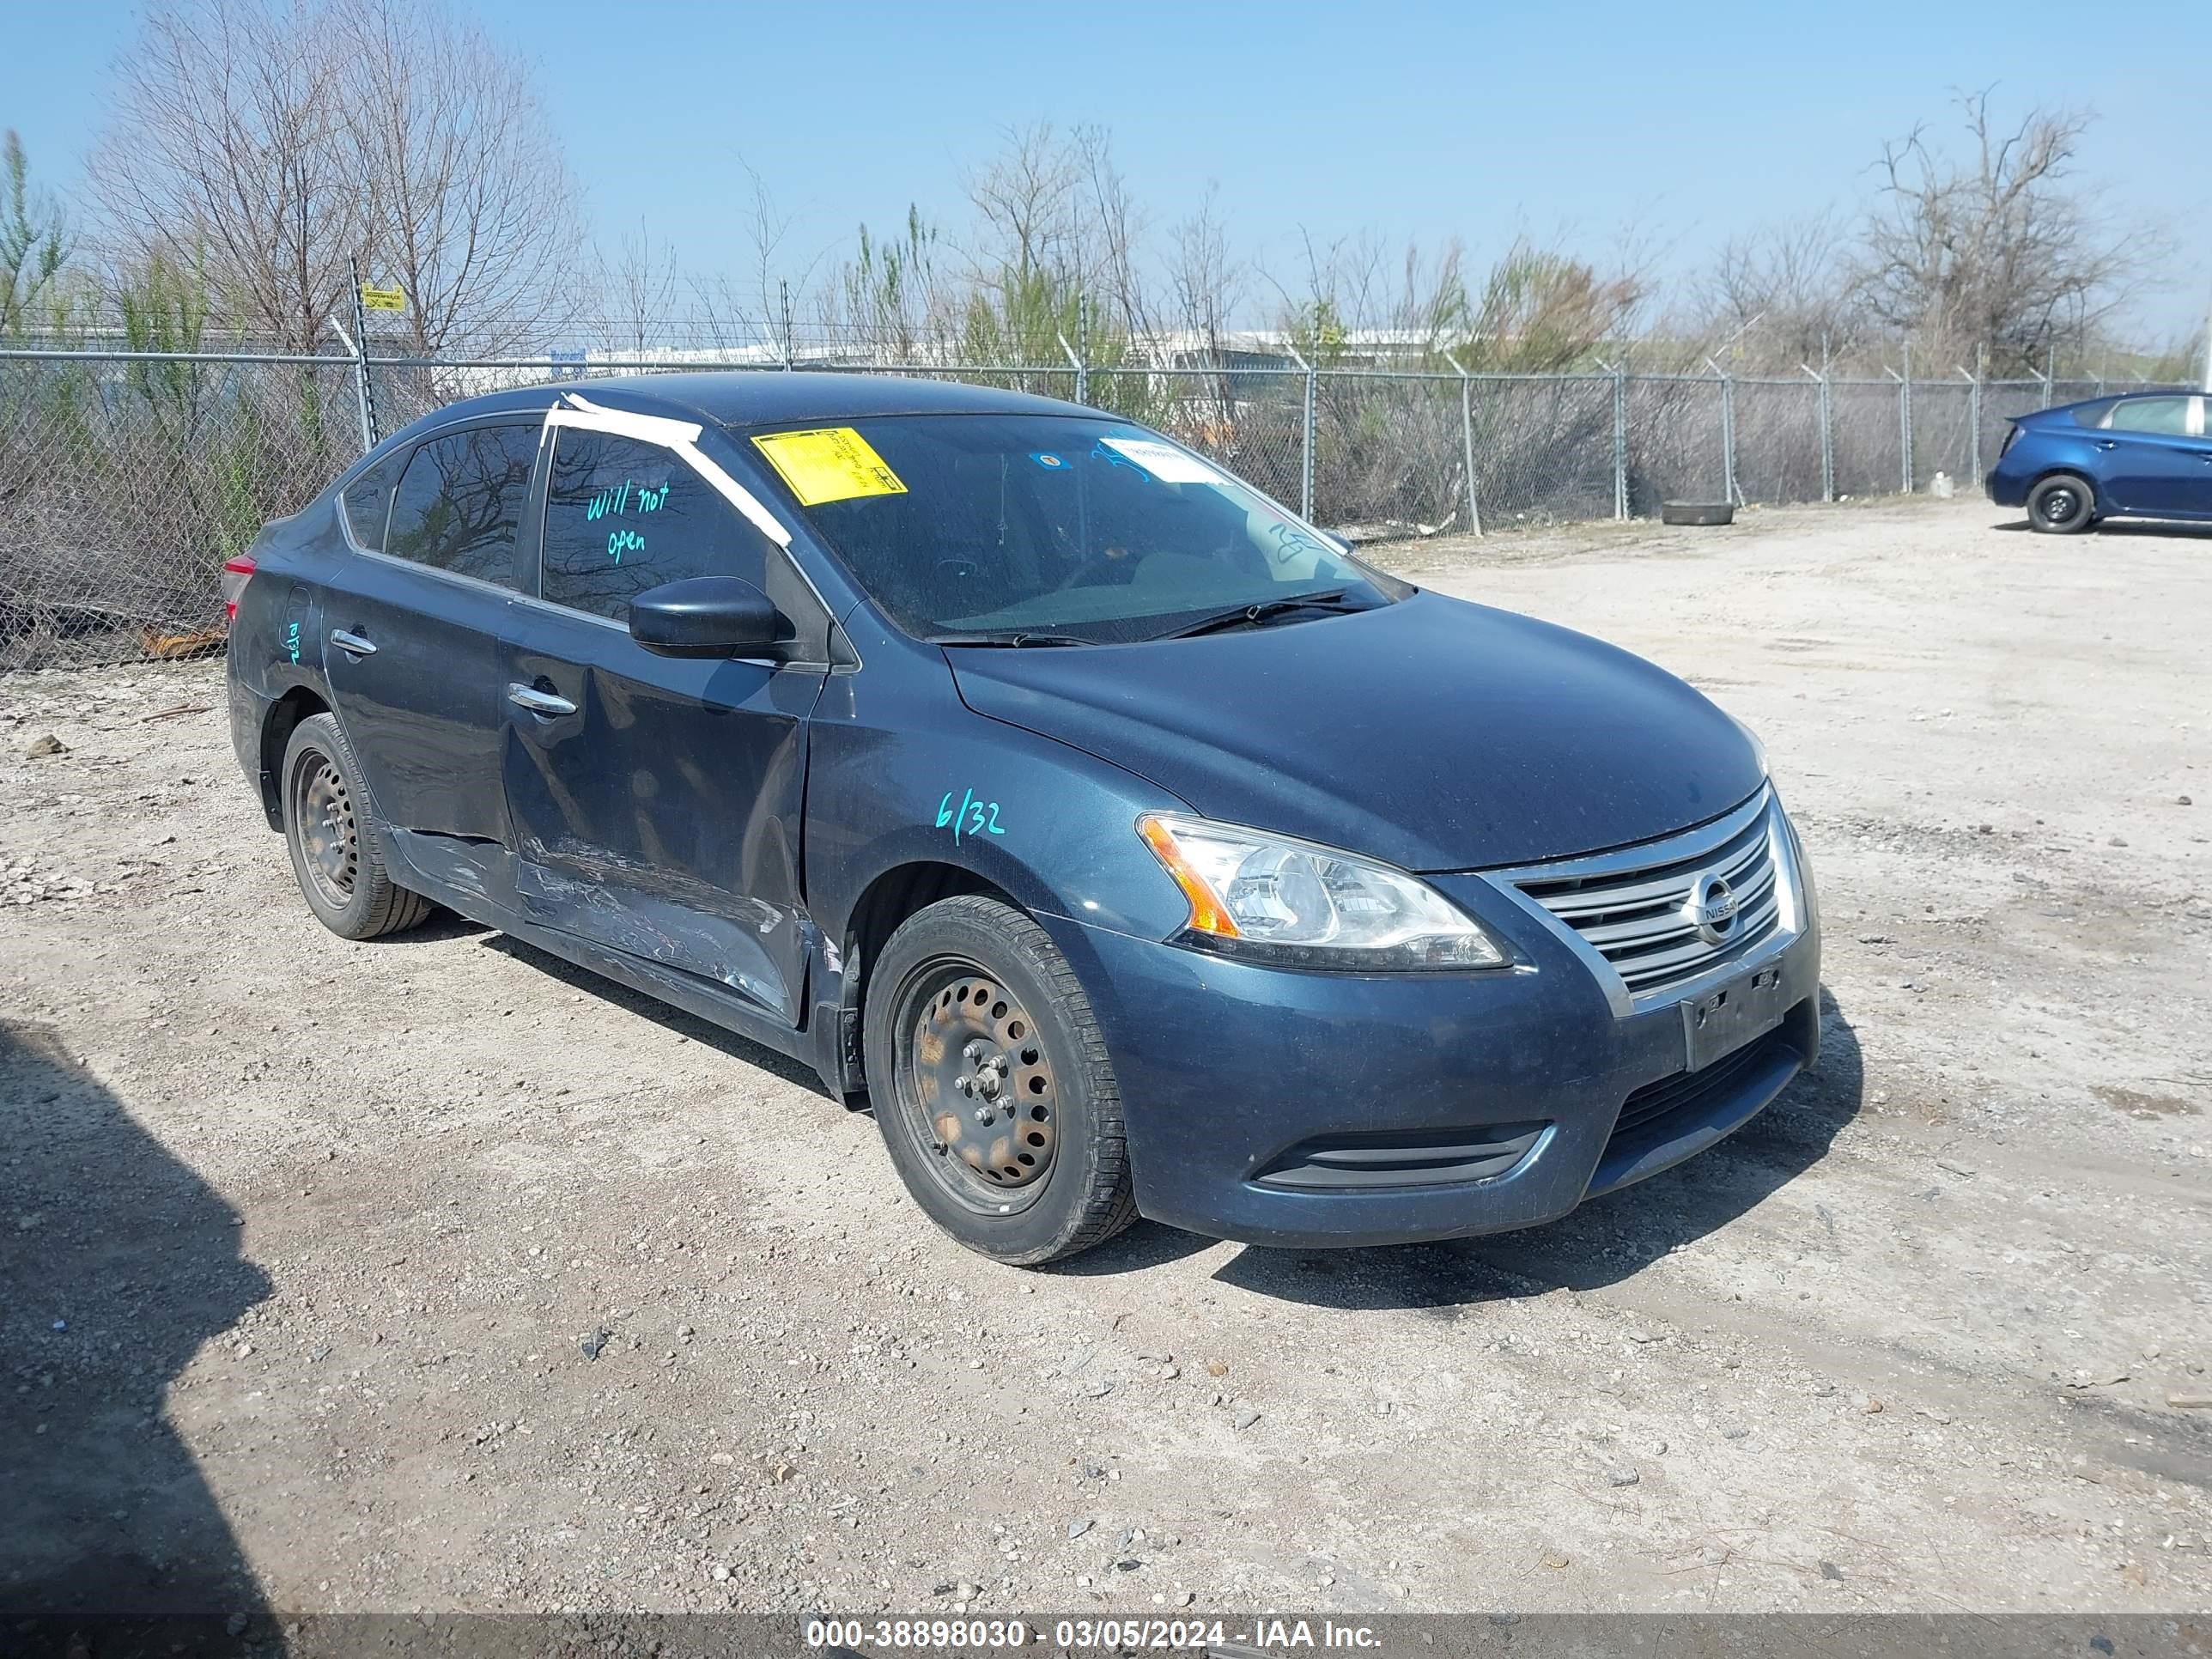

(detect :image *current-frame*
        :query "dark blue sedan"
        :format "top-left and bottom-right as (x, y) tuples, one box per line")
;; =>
(1987, 389), (2212, 532)
(224, 374), (1821, 1263)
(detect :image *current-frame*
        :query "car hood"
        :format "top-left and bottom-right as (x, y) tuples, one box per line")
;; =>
(946, 589), (1765, 872)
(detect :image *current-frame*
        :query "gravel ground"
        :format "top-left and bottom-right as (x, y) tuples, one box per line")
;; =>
(2, 495), (2208, 1622)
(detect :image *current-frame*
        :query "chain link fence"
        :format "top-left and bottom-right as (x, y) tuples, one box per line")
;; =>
(0, 343), (2156, 670)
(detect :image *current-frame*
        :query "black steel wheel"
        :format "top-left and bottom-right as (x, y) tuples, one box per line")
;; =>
(280, 713), (433, 940)
(866, 895), (1136, 1264)
(2027, 473), (2094, 534)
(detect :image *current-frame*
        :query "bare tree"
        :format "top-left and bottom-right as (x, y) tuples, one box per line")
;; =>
(90, 0), (362, 351)
(688, 160), (833, 358)
(1070, 125), (1152, 338)
(1165, 185), (1243, 355)
(964, 122), (1082, 291)
(1855, 91), (2138, 372)
(332, 0), (584, 355)
(1, 131), (71, 337)
(594, 219), (679, 355)
(91, 0), (580, 355)
(1691, 212), (1863, 369)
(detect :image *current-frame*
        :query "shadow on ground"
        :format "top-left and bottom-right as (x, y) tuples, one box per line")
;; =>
(479, 931), (828, 1094)
(0, 1019), (273, 1648)
(1069, 994), (1865, 1298)
(1996, 516), (2212, 539)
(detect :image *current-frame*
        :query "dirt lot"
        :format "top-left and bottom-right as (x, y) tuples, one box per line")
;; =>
(3, 496), (2209, 1623)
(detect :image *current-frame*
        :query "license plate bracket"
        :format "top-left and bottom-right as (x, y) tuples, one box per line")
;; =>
(1680, 962), (1789, 1072)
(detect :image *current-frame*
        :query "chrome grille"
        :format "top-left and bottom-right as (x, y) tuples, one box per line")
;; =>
(1511, 793), (1785, 1000)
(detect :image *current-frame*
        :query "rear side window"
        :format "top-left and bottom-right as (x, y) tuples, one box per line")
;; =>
(384, 423), (541, 587)
(338, 451), (407, 552)
(539, 428), (774, 622)
(2106, 398), (2189, 435)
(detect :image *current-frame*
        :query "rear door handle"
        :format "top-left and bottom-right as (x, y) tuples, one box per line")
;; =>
(330, 629), (376, 656)
(507, 683), (577, 717)
(2094, 440), (2118, 451)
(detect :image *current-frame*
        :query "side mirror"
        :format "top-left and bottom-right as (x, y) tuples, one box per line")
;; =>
(629, 575), (790, 659)
(1322, 529), (1355, 557)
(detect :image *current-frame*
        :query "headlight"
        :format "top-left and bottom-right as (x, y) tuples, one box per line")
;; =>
(1136, 813), (1510, 970)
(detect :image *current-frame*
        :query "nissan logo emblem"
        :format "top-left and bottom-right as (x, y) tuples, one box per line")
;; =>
(1688, 872), (1741, 945)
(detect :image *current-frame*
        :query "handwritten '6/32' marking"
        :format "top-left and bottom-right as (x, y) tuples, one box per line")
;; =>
(936, 787), (1005, 844)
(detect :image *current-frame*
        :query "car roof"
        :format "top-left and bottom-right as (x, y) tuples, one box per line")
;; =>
(2036, 386), (2197, 418)
(396, 371), (1093, 439)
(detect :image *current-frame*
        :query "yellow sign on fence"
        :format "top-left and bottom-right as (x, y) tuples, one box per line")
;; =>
(359, 283), (407, 313)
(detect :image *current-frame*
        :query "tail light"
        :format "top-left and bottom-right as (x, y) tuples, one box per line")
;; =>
(222, 555), (256, 625)
(1998, 423), (2020, 459)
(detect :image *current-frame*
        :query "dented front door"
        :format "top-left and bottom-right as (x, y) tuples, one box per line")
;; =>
(496, 413), (824, 1027)
(499, 608), (821, 1024)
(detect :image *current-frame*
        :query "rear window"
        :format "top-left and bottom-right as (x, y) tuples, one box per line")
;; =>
(2068, 399), (2118, 428)
(2105, 398), (2190, 435)
(383, 423), (541, 588)
(338, 451), (407, 552)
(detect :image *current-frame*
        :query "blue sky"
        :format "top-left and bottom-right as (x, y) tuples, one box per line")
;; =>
(6, 0), (2208, 342)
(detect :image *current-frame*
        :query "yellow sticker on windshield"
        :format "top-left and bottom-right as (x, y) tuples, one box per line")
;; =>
(750, 427), (908, 506)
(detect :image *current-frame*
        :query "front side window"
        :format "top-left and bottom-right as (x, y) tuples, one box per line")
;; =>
(2106, 398), (2190, 436)
(539, 428), (773, 622)
(384, 423), (539, 586)
(743, 414), (1398, 644)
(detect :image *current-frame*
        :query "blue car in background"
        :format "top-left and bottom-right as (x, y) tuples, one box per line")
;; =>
(224, 374), (1821, 1265)
(1988, 389), (2212, 532)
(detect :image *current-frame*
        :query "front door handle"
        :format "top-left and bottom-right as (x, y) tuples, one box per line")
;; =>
(330, 629), (376, 656)
(2094, 440), (2118, 451)
(507, 682), (577, 717)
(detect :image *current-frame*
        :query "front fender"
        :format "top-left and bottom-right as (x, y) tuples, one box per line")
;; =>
(796, 642), (1224, 1095)
(805, 677), (1200, 950)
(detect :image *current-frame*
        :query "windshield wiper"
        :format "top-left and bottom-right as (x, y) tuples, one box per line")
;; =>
(928, 631), (1096, 648)
(1150, 587), (1366, 641)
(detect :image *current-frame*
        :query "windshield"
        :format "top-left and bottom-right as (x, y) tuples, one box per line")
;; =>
(743, 413), (1401, 643)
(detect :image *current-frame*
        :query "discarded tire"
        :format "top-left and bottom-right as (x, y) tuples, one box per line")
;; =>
(1661, 501), (1735, 526)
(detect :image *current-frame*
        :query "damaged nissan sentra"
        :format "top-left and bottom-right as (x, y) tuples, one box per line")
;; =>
(226, 373), (1821, 1264)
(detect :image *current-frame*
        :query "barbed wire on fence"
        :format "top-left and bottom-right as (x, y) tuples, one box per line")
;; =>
(0, 340), (2154, 671)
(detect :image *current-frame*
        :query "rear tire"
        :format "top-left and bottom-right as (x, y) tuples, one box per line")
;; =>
(866, 895), (1137, 1265)
(2027, 473), (2095, 534)
(280, 712), (433, 939)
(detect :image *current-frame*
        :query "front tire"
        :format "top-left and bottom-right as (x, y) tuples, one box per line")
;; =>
(2027, 473), (2095, 534)
(865, 895), (1137, 1265)
(280, 712), (433, 939)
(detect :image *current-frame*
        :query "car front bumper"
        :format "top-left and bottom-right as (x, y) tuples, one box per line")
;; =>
(1037, 812), (1823, 1249)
